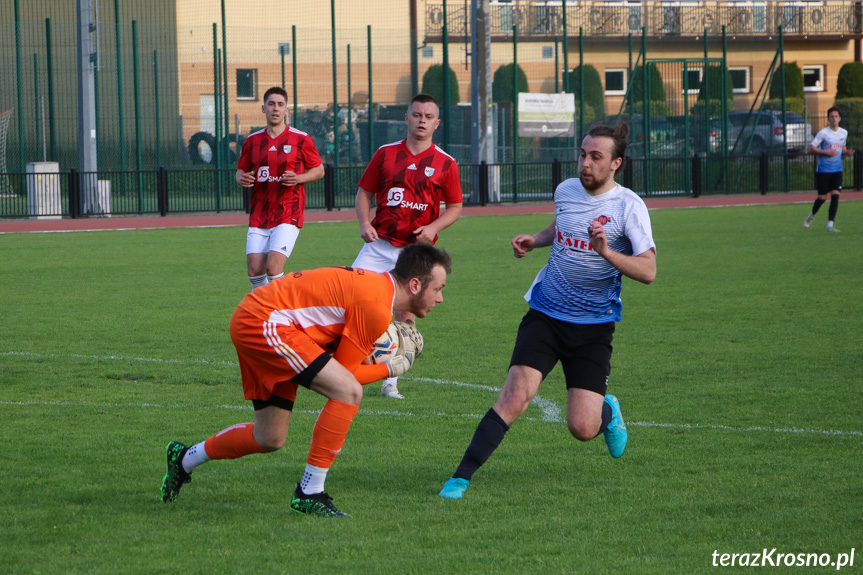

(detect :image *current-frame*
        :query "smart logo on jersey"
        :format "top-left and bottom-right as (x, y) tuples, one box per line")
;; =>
(256, 166), (280, 183)
(385, 187), (428, 211)
(386, 187), (405, 206)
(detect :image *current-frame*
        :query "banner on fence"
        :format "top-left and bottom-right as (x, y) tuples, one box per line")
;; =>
(517, 93), (576, 138)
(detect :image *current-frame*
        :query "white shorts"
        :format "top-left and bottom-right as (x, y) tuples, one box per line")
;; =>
(246, 224), (301, 258)
(351, 239), (403, 273)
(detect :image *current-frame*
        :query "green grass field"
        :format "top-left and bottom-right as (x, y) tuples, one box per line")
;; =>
(1, 202), (861, 574)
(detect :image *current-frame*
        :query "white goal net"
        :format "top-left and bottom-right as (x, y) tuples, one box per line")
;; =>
(0, 108), (13, 196)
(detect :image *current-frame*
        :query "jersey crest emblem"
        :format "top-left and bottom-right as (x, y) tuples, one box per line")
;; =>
(424, 167), (435, 177)
(283, 145), (292, 154)
(593, 215), (613, 226)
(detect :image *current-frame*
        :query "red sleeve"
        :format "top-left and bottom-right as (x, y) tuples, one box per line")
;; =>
(301, 134), (322, 169)
(442, 161), (463, 204)
(237, 136), (254, 172)
(357, 148), (383, 193)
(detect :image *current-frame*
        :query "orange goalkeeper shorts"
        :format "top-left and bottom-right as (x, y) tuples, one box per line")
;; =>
(229, 305), (331, 402)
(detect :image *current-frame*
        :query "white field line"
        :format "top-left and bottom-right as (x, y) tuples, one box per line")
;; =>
(2, 351), (861, 438)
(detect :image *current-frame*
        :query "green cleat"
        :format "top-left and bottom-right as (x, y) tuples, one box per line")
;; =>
(290, 484), (352, 518)
(161, 441), (192, 503)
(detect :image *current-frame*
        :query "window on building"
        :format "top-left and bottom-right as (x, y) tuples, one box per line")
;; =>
(605, 69), (627, 96)
(236, 69), (258, 101)
(728, 66), (751, 94)
(684, 68), (703, 94)
(803, 65), (825, 92)
(278, 43), (290, 56)
(542, 46), (553, 59)
(422, 45), (434, 59)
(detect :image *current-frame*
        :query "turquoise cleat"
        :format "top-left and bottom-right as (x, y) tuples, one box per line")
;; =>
(603, 395), (628, 458)
(439, 477), (470, 499)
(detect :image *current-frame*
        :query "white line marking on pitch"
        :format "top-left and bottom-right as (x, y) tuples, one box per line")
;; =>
(3, 351), (861, 438)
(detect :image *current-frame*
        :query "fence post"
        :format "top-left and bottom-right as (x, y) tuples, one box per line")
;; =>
(623, 158), (633, 190)
(551, 158), (562, 194)
(67, 169), (77, 218)
(759, 152), (769, 194)
(157, 166), (168, 217)
(324, 164), (336, 211)
(855, 149), (862, 191)
(479, 161), (489, 206)
(691, 154), (702, 198)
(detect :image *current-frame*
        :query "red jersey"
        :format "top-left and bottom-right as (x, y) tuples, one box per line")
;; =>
(358, 140), (463, 247)
(237, 126), (322, 229)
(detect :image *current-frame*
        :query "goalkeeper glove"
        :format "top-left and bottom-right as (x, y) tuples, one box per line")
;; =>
(386, 354), (413, 377)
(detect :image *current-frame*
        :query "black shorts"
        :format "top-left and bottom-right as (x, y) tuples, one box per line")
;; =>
(816, 172), (843, 195)
(509, 308), (614, 395)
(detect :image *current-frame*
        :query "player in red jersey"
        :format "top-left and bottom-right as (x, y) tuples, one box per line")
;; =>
(352, 93), (463, 399)
(160, 244), (453, 517)
(236, 87), (324, 290)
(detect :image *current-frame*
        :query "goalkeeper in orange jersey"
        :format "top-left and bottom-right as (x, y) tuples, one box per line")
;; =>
(160, 243), (450, 517)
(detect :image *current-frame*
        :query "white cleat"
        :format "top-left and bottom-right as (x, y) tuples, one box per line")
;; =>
(826, 226), (840, 233)
(803, 215), (814, 228)
(381, 383), (404, 400)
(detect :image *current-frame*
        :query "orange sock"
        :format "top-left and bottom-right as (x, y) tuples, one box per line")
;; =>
(307, 400), (360, 468)
(203, 423), (268, 460)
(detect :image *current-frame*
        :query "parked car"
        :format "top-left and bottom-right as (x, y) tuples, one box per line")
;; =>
(696, 111), (812, 155)
(627, 116), (680, 157)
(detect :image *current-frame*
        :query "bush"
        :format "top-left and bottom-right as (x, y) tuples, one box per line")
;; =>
(836, 63), (863, 99)
(565, 64), (605, 119)
(492, 63), (529, 104)
(630, 63), (667, 104)
(421, 64), (460, 105)
(698, 64), (733, 103)
(632, 101), (673, 117)
(769, 62), (804, 100)
(833, 97), (863, 150)
(762, 97), (805, 115)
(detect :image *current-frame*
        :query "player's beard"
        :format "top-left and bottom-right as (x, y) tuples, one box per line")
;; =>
(579, 169), (610, 192)
(408, 287), (431, 318)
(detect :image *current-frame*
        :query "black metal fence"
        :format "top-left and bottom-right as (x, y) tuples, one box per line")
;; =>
(2, 151), (861, 219)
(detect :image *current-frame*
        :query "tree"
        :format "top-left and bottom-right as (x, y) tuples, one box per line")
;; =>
(565, 64), (605, 119)
(491, 63), (528, 104)
(836, 62), (863, 99)
(421, 64), (460, 106)
(769, 62), (804, 100)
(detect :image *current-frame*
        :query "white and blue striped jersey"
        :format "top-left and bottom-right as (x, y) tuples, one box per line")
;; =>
(525, 178), (655, 324)
(811, 126), (848, 173)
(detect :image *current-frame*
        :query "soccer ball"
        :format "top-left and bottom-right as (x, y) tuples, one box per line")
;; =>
(364, 323), (400, 365)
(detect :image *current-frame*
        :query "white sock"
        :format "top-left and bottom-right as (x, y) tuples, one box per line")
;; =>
(300, 464), (329, 495)
(382, 377), (398, 390)
(249, 274), (268, 289)
(827, 220), (835, 228)
(181, 441), (211, 474)
(267, 272), (284, 282)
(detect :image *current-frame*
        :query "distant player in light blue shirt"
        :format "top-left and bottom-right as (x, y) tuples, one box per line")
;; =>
(439, 123), (657, 500)
(804, 107), (853, 232)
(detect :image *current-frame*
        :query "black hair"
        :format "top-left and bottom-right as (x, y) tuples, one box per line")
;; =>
(392, 243), (452, 288)
(263, 86), (288, 103)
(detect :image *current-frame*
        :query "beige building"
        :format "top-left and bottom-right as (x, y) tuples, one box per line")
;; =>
(175, 1), (863, 141)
